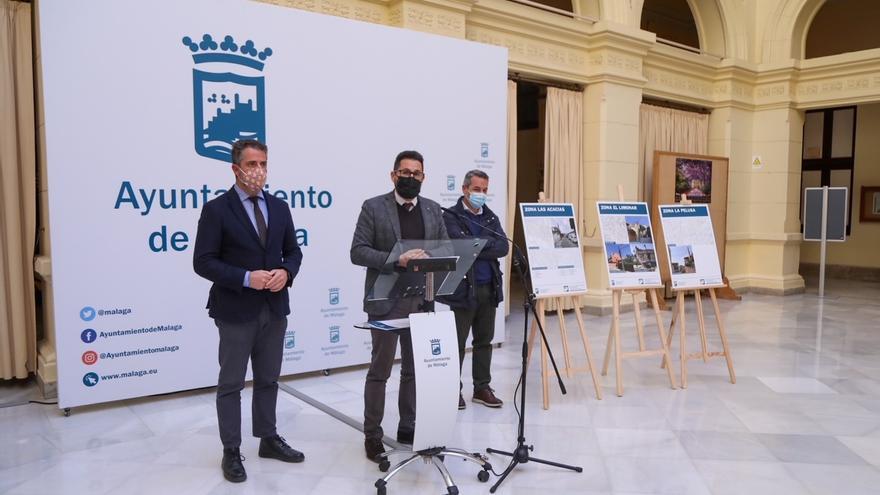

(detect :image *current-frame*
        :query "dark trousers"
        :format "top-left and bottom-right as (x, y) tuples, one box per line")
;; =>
(453, 284), (496, 393)
(364, 297), (421, 441)
(215, 303), (287, 449)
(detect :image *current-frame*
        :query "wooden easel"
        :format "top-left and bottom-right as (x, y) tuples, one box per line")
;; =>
(600, 186), (677, 397)
(525, 193), (602, 410)
(660, 197), (736, 388)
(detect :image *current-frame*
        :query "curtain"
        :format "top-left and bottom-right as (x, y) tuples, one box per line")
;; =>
(639, 103), (708, 203)
(0, 0), (37, 379)
(503, 80), (516, 317)
(543, 87), (584, 310)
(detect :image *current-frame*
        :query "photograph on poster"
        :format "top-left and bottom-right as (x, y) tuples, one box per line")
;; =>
(625, 216), (653, 243)
(605, 243), (632, 273)
(631, 243), (657, 271)
(668, 244), (696, 274)
(551, 217), (579, 248)
(675, 158), (712, 203)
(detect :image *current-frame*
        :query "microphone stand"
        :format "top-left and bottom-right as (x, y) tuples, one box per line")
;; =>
(441, 205), (582, 493)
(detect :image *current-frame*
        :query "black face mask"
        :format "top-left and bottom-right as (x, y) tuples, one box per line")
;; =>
(395, 176), (422, 199)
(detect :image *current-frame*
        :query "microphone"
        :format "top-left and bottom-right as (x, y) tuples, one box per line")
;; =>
(440, 205), (509, 243)
(440, 204), (528, 277)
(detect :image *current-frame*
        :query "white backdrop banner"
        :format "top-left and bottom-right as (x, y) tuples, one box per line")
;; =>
(39, 0), (507, 408)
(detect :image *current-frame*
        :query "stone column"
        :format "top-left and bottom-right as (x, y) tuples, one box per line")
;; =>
(580, 26), (652, 314)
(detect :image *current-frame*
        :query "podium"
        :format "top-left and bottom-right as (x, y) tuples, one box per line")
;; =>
(360, 238), (494, 495)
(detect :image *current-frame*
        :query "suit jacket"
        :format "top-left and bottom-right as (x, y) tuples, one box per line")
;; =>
(350, 191), (449, 316)
(193, 187), (303, 323)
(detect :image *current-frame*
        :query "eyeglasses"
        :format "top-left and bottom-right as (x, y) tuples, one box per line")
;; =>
(394, 169), (425, 180)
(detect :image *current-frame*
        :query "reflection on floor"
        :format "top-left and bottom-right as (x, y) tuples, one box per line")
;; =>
(2, 278), (880, 494)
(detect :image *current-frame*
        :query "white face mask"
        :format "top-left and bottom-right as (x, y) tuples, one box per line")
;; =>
(235, 165), (267, 193)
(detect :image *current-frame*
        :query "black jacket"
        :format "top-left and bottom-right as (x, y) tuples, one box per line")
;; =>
(193, 188), (303, 323)
(437, 196), (508, 309)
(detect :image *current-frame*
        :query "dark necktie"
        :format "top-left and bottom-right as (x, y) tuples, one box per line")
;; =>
(249, 196), (267, 247)
(403, 202), (414, 212)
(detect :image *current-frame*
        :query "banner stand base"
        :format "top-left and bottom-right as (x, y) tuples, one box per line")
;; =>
(278, 379), (493, 494)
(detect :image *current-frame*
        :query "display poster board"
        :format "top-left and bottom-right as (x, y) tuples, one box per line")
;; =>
(519, 203), (588, 297)
(40, 0), (507, 408)
(652, 152), (729, 288)
(657, 204), (724, 289)
(596, 202), (662, 289)
(803, 187), (847, 242)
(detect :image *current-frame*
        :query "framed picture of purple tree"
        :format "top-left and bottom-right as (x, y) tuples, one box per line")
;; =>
(675, 158), (712, 203)
(651, 151), (738, 301)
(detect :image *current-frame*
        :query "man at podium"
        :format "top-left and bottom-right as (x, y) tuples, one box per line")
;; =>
(350, 150), (449, 462)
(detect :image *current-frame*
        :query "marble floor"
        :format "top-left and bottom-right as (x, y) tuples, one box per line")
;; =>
(2, 278), (880, 494)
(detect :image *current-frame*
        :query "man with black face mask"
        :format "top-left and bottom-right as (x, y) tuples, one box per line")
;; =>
(350, 150), (449, 462)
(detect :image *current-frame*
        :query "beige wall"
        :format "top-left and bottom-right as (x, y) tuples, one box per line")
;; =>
(800, 103), (880, 268)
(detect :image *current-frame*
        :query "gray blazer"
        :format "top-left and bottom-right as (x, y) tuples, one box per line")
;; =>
(350, 191), (449, 316)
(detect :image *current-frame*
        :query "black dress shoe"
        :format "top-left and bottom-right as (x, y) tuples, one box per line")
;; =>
(221, 448), (247, 483)
(396, 428), (414, 445)
(259, 435), (305, 463)
(365, 437), (386, 463)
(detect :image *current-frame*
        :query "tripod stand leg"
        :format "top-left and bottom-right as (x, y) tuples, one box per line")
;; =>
(649, 289), (676, 389)
(526, 316), (537, 368)
(574, 304), (602, 399)
(695, 290), (709, 362)
(632, 291), (646, 351)
(489, 457), (519, 493)
(677, 291), (688, 389)
(601, 317), (613, 376)
(709, 288), (736, 384)
(526, 455), (584, 472)
(556, 300), (573, 378)
(538, 302), (550, 409)
(612, 290), (624, 397)
(661, 299), (677, 369)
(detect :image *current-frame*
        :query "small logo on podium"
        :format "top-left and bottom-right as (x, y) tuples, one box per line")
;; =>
(284, 331), (296, 349)
(329, 325), (340, 344)
(431, 338), (441, 356)
(329, 288), (340, 305)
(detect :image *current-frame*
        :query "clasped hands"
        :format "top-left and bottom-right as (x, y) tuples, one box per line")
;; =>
(249, 269), (288, 292)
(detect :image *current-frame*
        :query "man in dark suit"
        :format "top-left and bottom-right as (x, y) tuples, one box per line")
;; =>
(438, 170), (507, 410)
(193, 140), (305, 483)
(350, 150), (449, 462)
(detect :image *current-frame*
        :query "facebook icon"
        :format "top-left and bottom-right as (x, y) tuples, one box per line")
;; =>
(80, 329), (97, 344)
